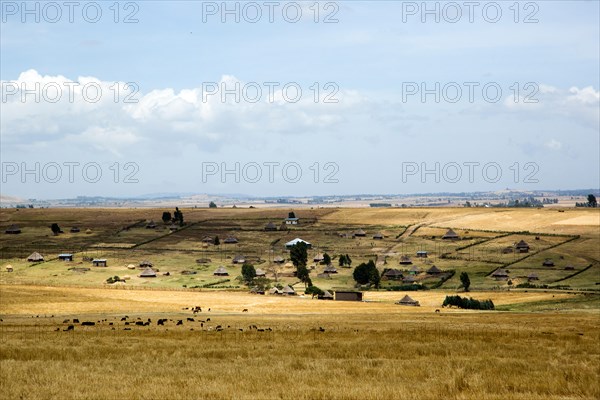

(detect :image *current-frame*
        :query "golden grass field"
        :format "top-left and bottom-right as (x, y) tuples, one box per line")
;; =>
(1, 207), (599, 399)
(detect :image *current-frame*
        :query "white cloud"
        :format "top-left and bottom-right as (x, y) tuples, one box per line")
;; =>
(544, 139), (563, 150)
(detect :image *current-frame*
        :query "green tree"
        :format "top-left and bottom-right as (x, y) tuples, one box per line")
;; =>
(241, 263), (256, 284)
(338, 254), (346, 267)
(305, 285), (324, 299)
(214, 236), (220, 246)
(209, 201), (217, 208)
(588, 194), (597, 208)
(161, 211), (172, 224)
(290, 242), (308, 268)
(322, 253), (331, 265)
(345, 254), (352, 267)
(460, 272), (471, 292)
(296, 264), (311, 288)
(50, 223), (61, 236)
(173, 207), (184, 226)
(353, 260), (379, 286)
(288, 211), (296, 218)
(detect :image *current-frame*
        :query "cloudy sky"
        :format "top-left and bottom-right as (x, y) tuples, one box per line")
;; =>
(1, 1), (598, 199)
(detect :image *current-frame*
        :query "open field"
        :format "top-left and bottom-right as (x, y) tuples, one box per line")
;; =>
(1, 207), (598, 291)
(1, 207), (599, 398)
(1, 285), (600, 400)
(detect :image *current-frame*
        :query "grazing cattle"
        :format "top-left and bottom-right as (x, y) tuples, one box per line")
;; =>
(73, 319), (80, 323)
(435, 309), (440, 313)
(206, 318), (210, 322)
(109, 322), (113, 326)
(266, 328), (272, 332)
(242, 309), (248, 313)
(63, 319), (70, 323)
(249, 325), (257, 330)
(257, 328), (265, 332)
(215, 325), (222, 330)
(64, 325), (74, 331)
(121, 317), (127, 321)
(216, 327), (223, 332)
(208, 308), (211, 312)
(318, 327), (325, 332)
(144, 321), (150, 326)
(81, 321), (95, 326)
(124, 322), (130, 325)
(187, 318), (195, 322)
(238, 328), (243, 332)
(135, 321), (145, 326)
(192, 306), (202, 314)
(124, 328), (131, 331)
(176, 320), (183, 326)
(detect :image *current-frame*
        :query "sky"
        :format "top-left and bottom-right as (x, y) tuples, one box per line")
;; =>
(1, 0), (599, 199)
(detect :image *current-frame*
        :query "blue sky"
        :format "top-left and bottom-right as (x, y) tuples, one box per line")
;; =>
(1, 1), (599, 199)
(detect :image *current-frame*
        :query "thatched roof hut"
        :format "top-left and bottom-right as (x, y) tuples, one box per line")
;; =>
(442, 229), (460, 240)
(373, 232), (384, 240)
(354, 229), (366, 237)
(127, 264), (136, 270)
(265, 222), (278, 231)
(527, 273), (539, 281)
(70, 227), (80, 233)
(564, 265), (575, 271)
(5, 265), (13, 272)
(5, 225), (21, 234)
(396, 295), (420, 306)
(269, 287), (283, 295)
(313, 253), (324, 262)
(168, 224), (179, 231)
(383, 268), (403, 280)
(146, 221), (157, 229)
(416, 251), (428, 258)
(399, 255), (413, 265)
(284, 262), (294, 268)
(282, 285), (296, 295)
(213, 266), (229, 276)
(224, 236), (238, 244)
(58, 253), (73, 261)
(323, 265), (338, 274)
(408, 265), (421, 274)
(140, 267), (157, 278)
(232, 255), (246, 264)
(542, 259), (554, 267)
(319, 290), (334, 300)
(491, 269), (509, 279)
(27, 252), (44, 262)
(502, 246), (514, 254)
(273, 256), (285, 264)
(255, 268), (266, 277)
(515, 240), (530, 252)
(427, 265), (442, 275)
(85, 228), (92, 234)
(202, 236), (215, 244)
(139, 260), (153, 268)
(403, 275), (416, 284)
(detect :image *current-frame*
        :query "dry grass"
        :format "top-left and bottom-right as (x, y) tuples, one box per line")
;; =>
(1, 285), (599, 400)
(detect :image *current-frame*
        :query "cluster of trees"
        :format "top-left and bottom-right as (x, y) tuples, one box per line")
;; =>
(209, 201), (217, 208)
(162, 207), (184, 225)
(352, 260), (380, 288)
(338, 254), (352, 267)
(575, 194), (598, 208)
(460, 272), (471, 292)
(442, 295), (494, 310)
(290, 242), (311, 288)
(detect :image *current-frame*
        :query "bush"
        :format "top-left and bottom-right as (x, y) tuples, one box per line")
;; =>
(442, 295), (494, 310)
